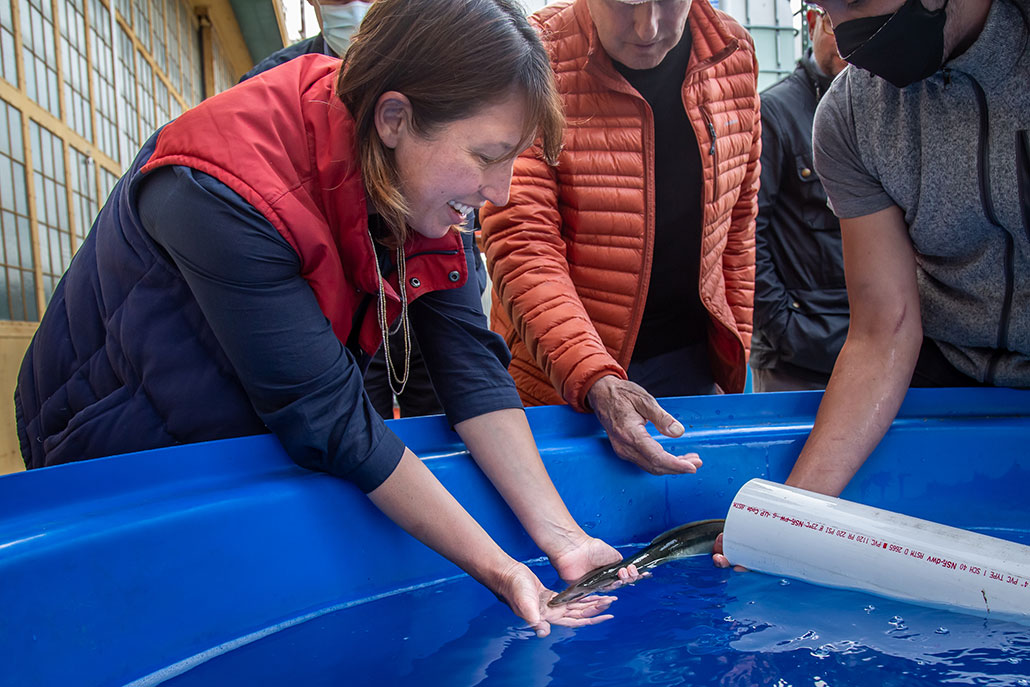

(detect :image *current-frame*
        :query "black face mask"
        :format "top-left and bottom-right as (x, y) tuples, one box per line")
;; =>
(835, 0), (950, 88)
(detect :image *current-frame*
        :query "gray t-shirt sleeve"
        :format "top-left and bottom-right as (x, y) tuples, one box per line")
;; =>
(813, 72), (897, 219)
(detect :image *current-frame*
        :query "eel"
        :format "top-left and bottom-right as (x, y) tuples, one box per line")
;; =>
(548, 518), (725, 606)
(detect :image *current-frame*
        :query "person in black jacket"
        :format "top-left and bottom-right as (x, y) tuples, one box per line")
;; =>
(749, 6), (848, 392)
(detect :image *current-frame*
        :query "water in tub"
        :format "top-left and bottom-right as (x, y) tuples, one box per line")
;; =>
(158, 529), (1030, 687)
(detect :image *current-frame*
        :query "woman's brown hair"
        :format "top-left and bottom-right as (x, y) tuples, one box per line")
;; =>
(336, 0), (564, 245)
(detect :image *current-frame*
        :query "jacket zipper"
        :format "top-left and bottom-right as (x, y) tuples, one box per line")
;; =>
(407, 249), (460, 258)
(699, 104), (719, 202)
(1017, 129), (1030, 242)
(970, 76), (1012, 384)
(619, 102), (658, 366)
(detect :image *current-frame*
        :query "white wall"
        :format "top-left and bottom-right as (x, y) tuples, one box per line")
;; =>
(521, 0), (550, 11)
(719, 0), (799, 88)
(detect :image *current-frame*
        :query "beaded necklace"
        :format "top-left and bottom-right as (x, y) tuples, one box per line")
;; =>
(367, 228), (410, 396)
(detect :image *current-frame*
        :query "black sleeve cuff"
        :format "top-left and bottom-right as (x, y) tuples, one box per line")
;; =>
(443, 383), (524, 428)
(343, 421), (406, 494)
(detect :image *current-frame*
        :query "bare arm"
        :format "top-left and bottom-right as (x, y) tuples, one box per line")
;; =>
(714, 206), (921, 568)
(368, 448), (514, 587)
(455, 408), (628, 582)
(368, 448), (617, 636)
(785, 205), (923, 496)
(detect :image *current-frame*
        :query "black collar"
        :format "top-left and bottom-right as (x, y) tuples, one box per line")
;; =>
(799, 48), (835, 101)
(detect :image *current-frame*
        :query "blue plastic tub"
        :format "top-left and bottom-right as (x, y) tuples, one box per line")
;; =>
(1, 388), (1028, 686)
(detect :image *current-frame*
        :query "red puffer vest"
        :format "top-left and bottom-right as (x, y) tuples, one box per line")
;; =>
(481, 0), (759, 410)
(142, 55), (468, 356)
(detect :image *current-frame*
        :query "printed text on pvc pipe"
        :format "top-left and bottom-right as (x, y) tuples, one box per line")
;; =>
(731, 501), (1030, 592)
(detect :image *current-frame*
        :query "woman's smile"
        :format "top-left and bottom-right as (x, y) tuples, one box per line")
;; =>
(386, 92), (530, 238)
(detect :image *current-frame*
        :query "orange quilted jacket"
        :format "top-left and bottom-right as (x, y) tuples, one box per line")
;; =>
(481, 0), (759, 412)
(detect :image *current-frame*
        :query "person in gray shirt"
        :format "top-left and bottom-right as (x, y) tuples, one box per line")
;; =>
(714, 0), (1029, 565)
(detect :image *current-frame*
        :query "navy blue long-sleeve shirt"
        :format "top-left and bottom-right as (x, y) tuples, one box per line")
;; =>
(136, 165), (520, 492)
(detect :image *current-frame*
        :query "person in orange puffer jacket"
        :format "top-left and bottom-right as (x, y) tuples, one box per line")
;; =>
(481, 0), (760, 476)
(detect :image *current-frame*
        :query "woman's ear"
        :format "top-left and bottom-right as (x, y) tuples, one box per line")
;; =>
(374, 91), (412, 149)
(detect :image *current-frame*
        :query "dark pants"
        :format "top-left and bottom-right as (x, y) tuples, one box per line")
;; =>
(751, 365), (829, 393)
(910, 337), (990, 388)
(752, 336), (987, 394)
(363, 334), (443, 420)
(627, 341), (720, 397)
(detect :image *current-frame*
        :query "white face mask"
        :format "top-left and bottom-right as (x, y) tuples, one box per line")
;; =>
(320, 1), (371, 57)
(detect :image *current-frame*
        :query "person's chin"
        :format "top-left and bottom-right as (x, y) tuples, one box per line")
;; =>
(619, 44), (668, 69)
(411, 223), (454, 240)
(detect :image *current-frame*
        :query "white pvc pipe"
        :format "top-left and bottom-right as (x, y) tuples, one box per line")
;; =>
(722, 479), (1030, 623)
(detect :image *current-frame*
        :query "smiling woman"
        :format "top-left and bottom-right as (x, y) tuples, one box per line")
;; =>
(376, 92), (531, 239)
(338, 0), (564, 244)
(15, 0), (637, 640)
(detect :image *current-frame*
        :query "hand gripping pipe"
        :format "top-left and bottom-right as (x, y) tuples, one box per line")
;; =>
(722, 479), (1030, 623)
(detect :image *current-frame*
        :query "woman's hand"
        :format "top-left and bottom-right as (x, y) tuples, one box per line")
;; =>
(548, 534), (624, 582)
(549, 535), (645, 599)
(498, 561), (617, 638)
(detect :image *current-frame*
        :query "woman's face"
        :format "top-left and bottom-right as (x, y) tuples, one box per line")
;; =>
(377, 91), (530, 239)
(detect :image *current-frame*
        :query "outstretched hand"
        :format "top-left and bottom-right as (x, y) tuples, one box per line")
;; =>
(548, 534), (624, 582)
(587, 376), (703, 475)
(548, 535), (645, 599)
(499, 561), (617, 637)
